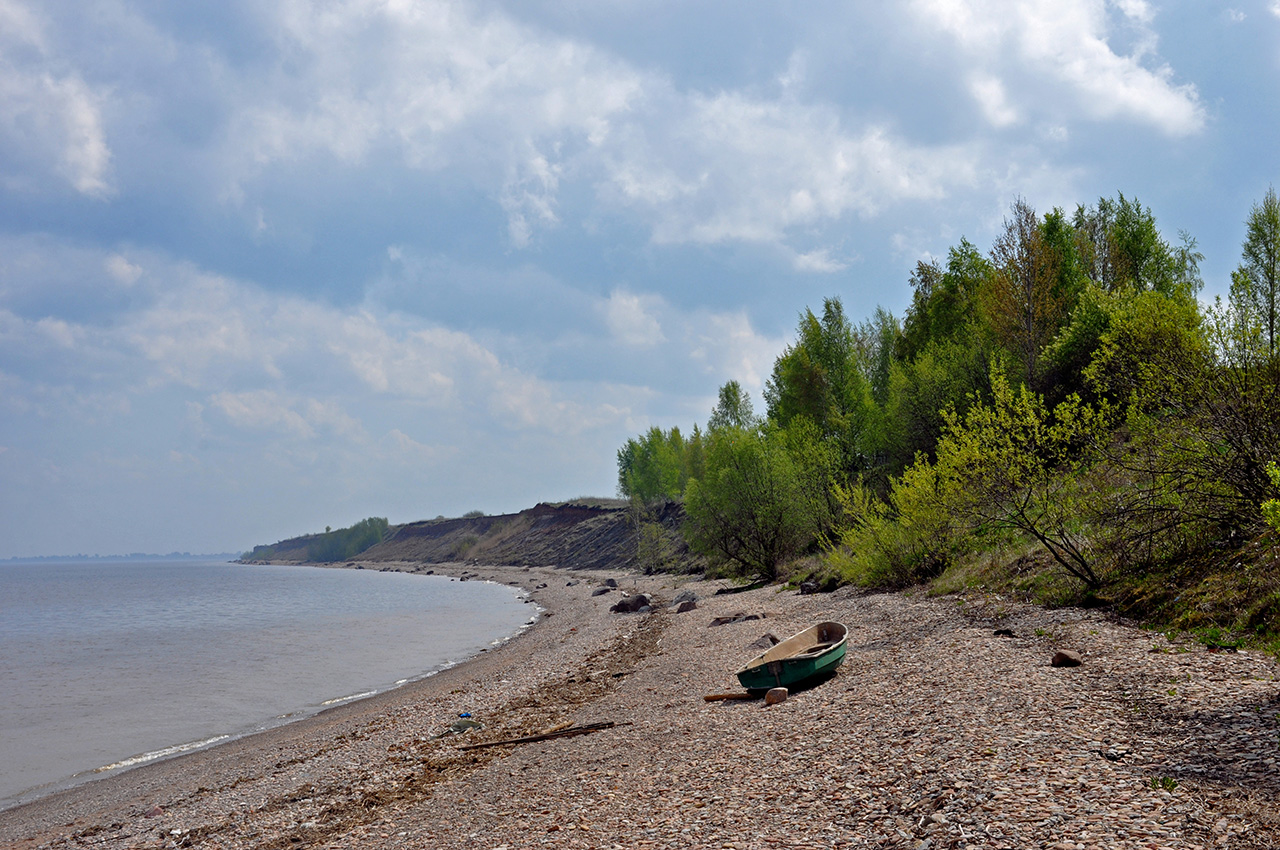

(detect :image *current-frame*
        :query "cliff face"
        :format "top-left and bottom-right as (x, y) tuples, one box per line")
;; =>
(356, 500), (698, 572)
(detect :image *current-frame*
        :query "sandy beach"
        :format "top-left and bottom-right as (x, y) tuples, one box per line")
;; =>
(3, 562), (1279, 849)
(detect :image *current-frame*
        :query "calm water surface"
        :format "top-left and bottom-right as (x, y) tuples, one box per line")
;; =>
(0, 560), (535, 809)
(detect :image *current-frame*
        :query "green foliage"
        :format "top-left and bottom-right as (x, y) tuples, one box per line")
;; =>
(617, 424), (703, 503)
(708, 380), (756, 432)
(764, 297), (875, 474)
(1082, 287), (1206, 407)
(608, 186), (1274, 603)
(985, 198), (1078, 389)
(683, 423), (834, 581)
(926, 370), (1114, 587)
(881, 335), (996, 474)
(1233, 186), (1280, 356)
(305, 517), (390, 562)
(898, 239), (993, 363)
(1074, 193), (1203, 297)
(241, 517), (392, 563)
(461, 509), (487, 518)
(1265, 463), (1280, 532)
(828, 468), (965, 588)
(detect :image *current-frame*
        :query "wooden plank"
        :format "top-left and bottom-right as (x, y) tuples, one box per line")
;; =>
(457, 721), (623, 751)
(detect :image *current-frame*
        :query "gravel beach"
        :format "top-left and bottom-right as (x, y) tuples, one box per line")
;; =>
(3, 562), (1278, 849)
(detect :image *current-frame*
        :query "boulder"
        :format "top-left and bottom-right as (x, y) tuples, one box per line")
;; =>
(765, 687), (788, 705)
(747, 633), (780, 650)
(591, 586), (613, 597)
(1051, 649), (1083, 668)
(603, 578), (618, 587)
(610, 593), (651, 613)
(676, 600), (698, 613)
(671, 589), (699, 606)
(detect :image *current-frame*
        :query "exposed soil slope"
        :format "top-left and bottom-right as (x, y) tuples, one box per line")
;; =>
(247, 500), (699, 572)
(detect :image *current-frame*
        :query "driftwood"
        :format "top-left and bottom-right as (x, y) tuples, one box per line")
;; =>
(703, 693), (755, 702)
(457, 721), (625, 751)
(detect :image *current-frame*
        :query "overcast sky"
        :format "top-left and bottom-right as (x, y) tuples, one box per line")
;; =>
(2, 0), (1278, 557)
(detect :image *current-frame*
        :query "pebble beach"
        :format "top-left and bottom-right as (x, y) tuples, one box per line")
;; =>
(2, 562), (1278, 850)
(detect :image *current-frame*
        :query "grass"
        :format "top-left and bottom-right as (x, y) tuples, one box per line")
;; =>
(839, 525), (1280, 657)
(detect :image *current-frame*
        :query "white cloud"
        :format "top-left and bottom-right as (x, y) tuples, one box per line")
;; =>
(105, 254), (143, 286)
(913, 0), (1204, 136)
(210, 390), (317, 439)
(0, 2), (113, 196)
(969, 73), (1020, 127)
(604, 290), (665, 346)
(686, 310), (783, 397)
(791, 248), (849, 273)
(610, 93), (977, 246)
(210, 1), (985, 259)
(231, 0), (645, 244)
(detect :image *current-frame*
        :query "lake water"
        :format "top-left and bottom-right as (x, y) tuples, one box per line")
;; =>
(0, 560), (535, 810)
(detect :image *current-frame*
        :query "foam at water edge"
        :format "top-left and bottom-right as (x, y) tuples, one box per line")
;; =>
(320, 690), (378, 706)
(94, 735), (232, 773)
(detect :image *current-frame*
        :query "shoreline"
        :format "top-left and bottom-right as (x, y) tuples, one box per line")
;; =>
(0, 559), (539, 814)
(0, 561), (662, 847)
(4, 565), (1279, 848)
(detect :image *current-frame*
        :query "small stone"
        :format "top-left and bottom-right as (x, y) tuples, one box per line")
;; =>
(1051, 650), (1083, 667)
(765, 687), (788, 705)
(676, 600), (697, 613)
(591, 587), (613, 597)
(747, 633), (780, 650)
(604, 578), (618, 588)
(144, 805), (164, 818)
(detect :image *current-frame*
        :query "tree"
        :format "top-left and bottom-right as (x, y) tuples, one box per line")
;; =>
(898, 239), (993, 363)
(1234, 186), (1280, 357)
(986, 198), (1068, 389)
(1073, 194), (1202, 297)
(617, 426), (689, 503)
(683, 425), (831, 581)
(927, 371), (1114, 587)
(707, 380), (756, 432)
(764, 296), (874, 473)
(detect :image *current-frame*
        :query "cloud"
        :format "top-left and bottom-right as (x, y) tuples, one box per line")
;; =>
(2, 237), (641, 442)
(968, 73), (1019, 127)
(608, 93), (977, 246)
(913, 0), (1204, 136)
(0, 2), (113, 196)
(210, 390), (318, 439)
(791, 248), (849, 273)
(205, 1), (985, 261)
(604, 290), (665, 346)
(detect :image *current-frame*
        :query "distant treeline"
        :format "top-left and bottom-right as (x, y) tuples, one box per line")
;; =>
(617, 190), (1280, 634)
(243, 517), (390, 563)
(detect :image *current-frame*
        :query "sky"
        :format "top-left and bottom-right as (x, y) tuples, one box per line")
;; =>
(2, 0), (1279, 557)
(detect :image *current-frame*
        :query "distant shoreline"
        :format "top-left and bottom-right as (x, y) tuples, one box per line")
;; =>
(1, 553), (240, 565)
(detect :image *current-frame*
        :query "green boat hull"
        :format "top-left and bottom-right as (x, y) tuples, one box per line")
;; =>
(735, 622), (848, 691)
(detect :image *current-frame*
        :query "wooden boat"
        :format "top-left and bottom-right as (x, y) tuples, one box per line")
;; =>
(735, 621), (848, 691)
